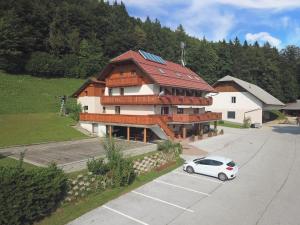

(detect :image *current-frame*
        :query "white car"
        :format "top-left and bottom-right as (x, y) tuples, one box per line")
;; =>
(183, 155), (238, 181)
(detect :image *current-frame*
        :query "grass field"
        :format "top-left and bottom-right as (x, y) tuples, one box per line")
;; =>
(211, 120), (244, 128)
(0, 71), (87, 148)
(0, 71), (84, 114)
(0, 155), (37, 170)
(0, 113), (86, 148)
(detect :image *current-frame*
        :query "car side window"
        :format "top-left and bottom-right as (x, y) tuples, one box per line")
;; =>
(196, 159), (211, 165)
(210, 160), (223, 166)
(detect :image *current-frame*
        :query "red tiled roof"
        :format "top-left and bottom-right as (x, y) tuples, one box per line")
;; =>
(110, 50), (216, 92)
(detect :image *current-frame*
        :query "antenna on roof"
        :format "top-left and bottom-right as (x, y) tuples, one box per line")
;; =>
(180, 42), (186, 67)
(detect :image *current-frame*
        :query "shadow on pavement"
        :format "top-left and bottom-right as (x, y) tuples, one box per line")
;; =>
(271, 125), (300, 135)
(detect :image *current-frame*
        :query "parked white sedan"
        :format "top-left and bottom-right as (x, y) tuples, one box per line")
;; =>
(183, 155), (238, 181)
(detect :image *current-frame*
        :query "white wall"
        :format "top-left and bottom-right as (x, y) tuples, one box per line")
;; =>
(206, 92), (263, 124)
(105, 105), (156, 115)
(77, 96), (102, 113)
(79, 122), (106, 137)
(104, 84), (159, 96)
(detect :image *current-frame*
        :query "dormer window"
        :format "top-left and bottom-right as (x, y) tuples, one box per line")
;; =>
(158, 68), (165, 74)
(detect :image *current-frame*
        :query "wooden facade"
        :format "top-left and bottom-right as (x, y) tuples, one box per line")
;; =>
(101, 95), (213, 106)
(213, 81), (246, 92)
(78, 84), (105, 97)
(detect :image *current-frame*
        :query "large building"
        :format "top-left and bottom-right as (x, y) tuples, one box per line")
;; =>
(72, 50), (221, 142)
(206, 75), (285, 125)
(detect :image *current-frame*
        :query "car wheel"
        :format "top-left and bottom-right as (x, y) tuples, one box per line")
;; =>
(186, 166), (194, 174)
(218, 173), (228, 181)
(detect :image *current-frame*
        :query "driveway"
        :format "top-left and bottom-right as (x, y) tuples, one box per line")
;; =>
(0, 138), (156, 172)
(68, 125), (300, 225)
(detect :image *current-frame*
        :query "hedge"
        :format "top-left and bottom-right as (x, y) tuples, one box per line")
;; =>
(0, 165), (68, 225)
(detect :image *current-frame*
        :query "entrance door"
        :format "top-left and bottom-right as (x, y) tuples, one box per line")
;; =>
(92, 123), (98, 133)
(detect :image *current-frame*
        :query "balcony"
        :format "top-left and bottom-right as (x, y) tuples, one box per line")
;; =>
(101, 95), (213, 106)
(106, 77), (144, 87)
(79, 112), (221, 125)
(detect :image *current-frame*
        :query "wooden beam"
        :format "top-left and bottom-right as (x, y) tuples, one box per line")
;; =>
(183, 127), (186, 139)
(143, 128), (147, 143)
(109, 125), (112, 139)
(127, 127), (130, 141)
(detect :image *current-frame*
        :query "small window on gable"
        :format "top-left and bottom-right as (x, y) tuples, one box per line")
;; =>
(231, 96), (236, 103)
(131, 70), (136, 76)
(84, 90), (88, 96)
(158, 68), (165, 74)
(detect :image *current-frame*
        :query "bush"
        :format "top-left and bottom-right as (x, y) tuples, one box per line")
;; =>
(103, 138), (135, 187)
(66, 101), (81, 121)
(157, 140), (182, 157)
(0, 164), (68, 225)
(87, 158), (109, 175)
(243, 117), (251, 128)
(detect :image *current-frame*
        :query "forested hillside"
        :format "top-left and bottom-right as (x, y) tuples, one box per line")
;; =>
(1, 0), (299, 102)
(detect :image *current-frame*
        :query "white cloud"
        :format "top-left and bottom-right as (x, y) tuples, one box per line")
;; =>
(245, 32), (281, 47)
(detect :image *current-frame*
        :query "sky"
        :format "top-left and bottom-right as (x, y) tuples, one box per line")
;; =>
(119, 0), (300, 49)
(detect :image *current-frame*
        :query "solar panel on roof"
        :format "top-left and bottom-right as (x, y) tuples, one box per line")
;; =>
(139, 50), (166, 64)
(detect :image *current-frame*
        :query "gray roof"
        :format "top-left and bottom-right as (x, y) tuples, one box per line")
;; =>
(215, 75), (285, 106)
(283, 100), (300, 110)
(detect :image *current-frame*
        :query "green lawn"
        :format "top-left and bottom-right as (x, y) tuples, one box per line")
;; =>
(38, 158), (184, 225)
(0, 113), (87, 148)
(0, 71), (88, 147)
(0, 71), (84, 114)
(0, 155), (37, 170)
(212, 120), (244, 129)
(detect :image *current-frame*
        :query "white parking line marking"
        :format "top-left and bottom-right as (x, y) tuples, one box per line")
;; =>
(154, 180), (210, 196)
(102, 205), (149, 225)
(132, 191), (194, 213)
(173, 171), (223, 184)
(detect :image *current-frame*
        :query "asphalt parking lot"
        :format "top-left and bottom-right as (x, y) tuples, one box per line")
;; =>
(69, 125), (300, 225)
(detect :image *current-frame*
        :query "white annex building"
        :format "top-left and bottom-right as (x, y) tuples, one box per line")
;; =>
(206, 75), (285, 125)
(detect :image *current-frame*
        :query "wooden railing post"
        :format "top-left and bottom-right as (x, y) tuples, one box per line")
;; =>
(127, 127), (130, 141)
(143, 128), (147, 143)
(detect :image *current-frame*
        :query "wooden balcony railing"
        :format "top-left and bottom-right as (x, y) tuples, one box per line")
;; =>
(101, 95), (213, 106)
(80, 112), (221, 124)
(106, 77), (144, 87)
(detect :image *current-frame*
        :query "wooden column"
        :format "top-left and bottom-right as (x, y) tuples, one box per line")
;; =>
(127, 127), (130, 141)
(182, 126), (187, 139)
(109, 125), (112, 139)
(200, 123), (203, 135)
(143, 128), (147, 143)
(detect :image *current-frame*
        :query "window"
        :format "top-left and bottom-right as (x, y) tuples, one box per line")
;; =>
(120, 88), (124, 96)
(131, 70), (136, 76)
(177, 108), (184, 114)
(231, 96), (236, 103)
(83, 105), (88, 112)
(84, 90), (88, 96)
(108, 88), (113, 96)
(161, 106), (169, 115)
(193, 108), (199, 114)
(115, 106), (120, 114)
(102, 106), (106, 113)
(210, 160), (223, 166)
(196, 159), (211, 165)
(227, 161), (236, 167)
(227, 111), (236, 119)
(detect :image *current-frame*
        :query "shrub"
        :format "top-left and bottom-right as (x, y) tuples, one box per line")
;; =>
(87, 158), (109, 175)
(219, 129), (224, 135)
(103, 138), (135, 187)
(243, 117), (251, 128)
(0, 164), (68, 225)
(157, 140), (182, 158)
(66, 101), (82, 121)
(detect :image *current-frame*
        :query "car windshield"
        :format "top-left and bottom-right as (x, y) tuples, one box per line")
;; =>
(227, 161), (236, 167)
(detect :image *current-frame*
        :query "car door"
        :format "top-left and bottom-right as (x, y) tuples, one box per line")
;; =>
(208, 160), (223, 177)
(194, 159), (212, 175)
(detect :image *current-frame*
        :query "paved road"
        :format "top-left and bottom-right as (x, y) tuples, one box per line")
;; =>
(68, 125), (300, 225)
(0, 138), (156, 172)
